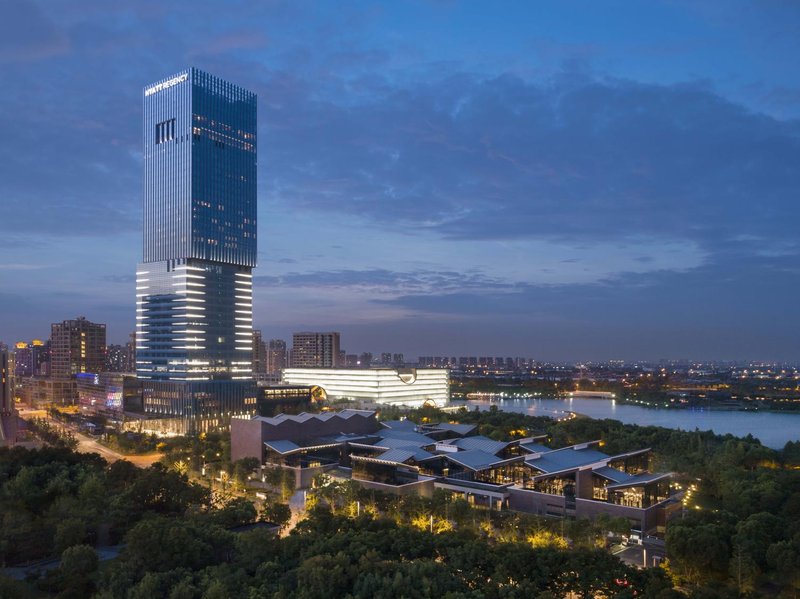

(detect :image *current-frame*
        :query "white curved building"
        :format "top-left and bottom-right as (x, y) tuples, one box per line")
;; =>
(281, 367), (449, 407)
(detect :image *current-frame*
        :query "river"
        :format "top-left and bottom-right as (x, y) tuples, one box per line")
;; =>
(454, 396), (800, 450)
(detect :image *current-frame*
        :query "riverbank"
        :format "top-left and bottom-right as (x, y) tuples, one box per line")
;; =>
(451, 396), (800, 449)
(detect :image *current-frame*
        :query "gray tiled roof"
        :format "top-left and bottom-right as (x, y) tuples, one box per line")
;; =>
(606, 472), (671, 489)
(432, 423), (477, 435)
(444, 449), (506, 471)
(376, 428), (435, 446)
(263, 439), (300, 454)
(526, 447), (610, 473)
(380, 419), (418, 431)
(592, 466), (634, 483)
(375, 436), (430, 450)
(260, 409), (375, 426)
(448, 436), (508, 455)
(375, 449), (417, 464)
(519, 442), (552, 454)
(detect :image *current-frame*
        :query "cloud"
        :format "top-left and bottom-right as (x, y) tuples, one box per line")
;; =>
(0, 1), (797, 359)
(264, 71), (800, 255)
(0, 0), (69, 62)
(0, 263), (47, 271)
(102, 274), (136, 283)
(254, 268), (512, 294)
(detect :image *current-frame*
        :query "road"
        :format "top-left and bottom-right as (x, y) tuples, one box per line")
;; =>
(72, 428), (163, 467)
(18, 408), (163, 468)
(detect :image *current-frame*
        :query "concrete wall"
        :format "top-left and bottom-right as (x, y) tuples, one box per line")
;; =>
(574, 498), (645, 530)
(354, 476), (435, 498)
(230, 417), (267, 462)
(508, 488), (567, 516)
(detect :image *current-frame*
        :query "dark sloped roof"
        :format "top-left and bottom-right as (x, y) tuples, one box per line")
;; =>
(519, 442), (552, 454)
(448, 436), (508, 455)
(432, 423), (477, 435)
(380, 419), (418, 432)
(333, 433), (377, 443)
(376, 449), (417, 464)
(592, 466), (634, 483)
(606, 472), (671, 489)
(264, 439), (300, 454)
(261, 409), (375, 426)
(526, 446), (610, 473)
(444, 449), (508, 471)
(375, 436), (429, 450)
(376, 428), (435, 446)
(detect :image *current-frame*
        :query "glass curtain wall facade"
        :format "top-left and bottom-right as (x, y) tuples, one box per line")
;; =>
(137, 68), (257, 384)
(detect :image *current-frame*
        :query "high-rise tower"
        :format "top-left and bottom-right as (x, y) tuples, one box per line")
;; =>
(290, 332), (341, 368)
(135, 69), (257, 427)
(51, 318), (106, 377)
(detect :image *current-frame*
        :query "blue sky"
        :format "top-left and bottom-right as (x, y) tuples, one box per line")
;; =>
(0, 0), (798, 361)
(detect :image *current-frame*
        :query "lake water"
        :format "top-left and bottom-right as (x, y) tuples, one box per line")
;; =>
(454, 397), (800, 450)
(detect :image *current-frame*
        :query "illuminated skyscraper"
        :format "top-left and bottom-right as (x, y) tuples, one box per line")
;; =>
(135, 69), (257, 425)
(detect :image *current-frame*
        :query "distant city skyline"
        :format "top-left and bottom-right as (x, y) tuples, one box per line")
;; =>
(1, 1), (799, 361)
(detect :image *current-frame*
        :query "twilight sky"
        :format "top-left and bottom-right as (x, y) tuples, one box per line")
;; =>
(0, 0), (799, 361)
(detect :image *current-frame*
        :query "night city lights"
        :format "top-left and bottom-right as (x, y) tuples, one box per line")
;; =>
(0, 2), (799, 597)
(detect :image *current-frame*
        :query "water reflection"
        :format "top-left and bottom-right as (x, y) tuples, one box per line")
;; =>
(454, 396), (800, 449)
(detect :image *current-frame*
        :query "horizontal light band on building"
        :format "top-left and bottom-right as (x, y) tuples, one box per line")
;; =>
(234, 273), (252, 278)
(235, 310), (252, 314)
(235, 303), (252, 307)
(136, 271), (150, 275)
(136, 279), (149, 283)
(174, 266), (205, 272)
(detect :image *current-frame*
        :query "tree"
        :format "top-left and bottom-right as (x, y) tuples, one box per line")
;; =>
(122, 517), (234, 573)
(261, 501), (292, 530)
(54, 518), (87, 553)
(50, 544), (98, 599)
(232, 457), (260, 488)
(729, 546), (759, 595)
